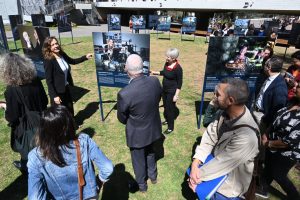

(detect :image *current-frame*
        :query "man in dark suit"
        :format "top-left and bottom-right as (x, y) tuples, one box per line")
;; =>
(253, 56), (287, 132)
(117, 54), (162, 192)
(254, 56), (288, 199)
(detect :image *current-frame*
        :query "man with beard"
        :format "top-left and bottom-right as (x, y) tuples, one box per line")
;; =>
(189, 78), (259, 200)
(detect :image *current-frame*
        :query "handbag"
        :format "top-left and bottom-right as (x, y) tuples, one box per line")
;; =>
(13, 87), (40, 160)
(74, 139), (86, 200)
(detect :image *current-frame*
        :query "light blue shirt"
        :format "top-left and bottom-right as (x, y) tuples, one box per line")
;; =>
(28, 134), (114, 200)
(256, 73), (280, 110)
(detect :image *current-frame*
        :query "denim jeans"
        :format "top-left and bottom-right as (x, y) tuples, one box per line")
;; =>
(210, 192), (241, 200)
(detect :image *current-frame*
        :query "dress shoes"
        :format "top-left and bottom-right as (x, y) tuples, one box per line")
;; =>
(164, 129), (173, 134)
(13, 160), (28, 175)
(162, 121), (168, 125)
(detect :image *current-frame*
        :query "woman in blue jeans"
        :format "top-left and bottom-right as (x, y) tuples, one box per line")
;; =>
(27, 105), (114, 200)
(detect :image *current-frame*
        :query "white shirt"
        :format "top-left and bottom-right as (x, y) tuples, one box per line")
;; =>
(56, 57), (69, 86)
(256, 73), (280, 110)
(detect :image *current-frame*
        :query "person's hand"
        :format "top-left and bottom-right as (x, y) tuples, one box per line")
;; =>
(86, 53), (93, 59)
(0, 102), (6, 110)
(173, 95), (179, 102)
(54, 96), (62, 105)
(188, 179), (198, 192)
(189, 159), (202, 187)
(151, 71), (159, 75)
(262, 134), (268, 146)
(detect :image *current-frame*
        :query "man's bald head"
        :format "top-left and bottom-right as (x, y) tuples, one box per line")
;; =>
(125, 54), (143, 76)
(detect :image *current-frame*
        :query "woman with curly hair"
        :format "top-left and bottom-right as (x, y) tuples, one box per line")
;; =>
(42, 36), (93, 115)
(0, 53), (48, 173)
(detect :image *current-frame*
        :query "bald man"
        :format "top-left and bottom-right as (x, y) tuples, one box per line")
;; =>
(117, 54), (162, 192)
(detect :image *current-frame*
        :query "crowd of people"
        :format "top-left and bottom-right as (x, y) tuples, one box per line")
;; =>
(0, 33), (299, 200)
(201, 50), (300, 200)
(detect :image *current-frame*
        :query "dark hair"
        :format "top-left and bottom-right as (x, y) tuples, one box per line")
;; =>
(265, 56), (283, 72)
(291, 51), (300, 60)
(263, 46), (274, 58)
(227, 29), (234, 35)
(37, 105), (76, 167)
(220, 78), (249, 105)
(42, 36), (63, 60)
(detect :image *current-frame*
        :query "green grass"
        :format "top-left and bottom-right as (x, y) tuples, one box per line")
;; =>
(0, 34), (299, 199)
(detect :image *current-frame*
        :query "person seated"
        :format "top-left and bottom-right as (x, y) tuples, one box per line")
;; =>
(257, 24), (266, 37)
(189, 78), (259, 200)
(27, 105), (114, 199)
(256, 84), (300, 200)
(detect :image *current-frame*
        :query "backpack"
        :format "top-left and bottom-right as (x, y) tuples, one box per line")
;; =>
(12, 87), (41, 160)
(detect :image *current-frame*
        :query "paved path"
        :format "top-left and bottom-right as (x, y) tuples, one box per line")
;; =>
(6, 25), (132, 40)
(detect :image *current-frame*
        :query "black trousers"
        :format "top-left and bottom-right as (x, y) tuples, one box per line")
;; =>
(130, 143), (157, 190)
(162, 91), (179, 130)
(263, 150), (299, 200)
(50, 85), (74, 116)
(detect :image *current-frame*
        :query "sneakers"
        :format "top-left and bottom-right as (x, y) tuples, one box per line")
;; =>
(150, 179), (157, 184)
(163, 129), (173, 134)
(255, 188), (269, 199)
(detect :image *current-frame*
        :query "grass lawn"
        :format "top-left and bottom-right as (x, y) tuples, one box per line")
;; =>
(0, 34), (299, 199)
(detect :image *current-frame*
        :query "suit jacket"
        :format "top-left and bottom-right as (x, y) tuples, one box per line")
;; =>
(5, 78), (48, 127)
(117, 76), (162, 148)
(193, 107), (259, 198)
(44, 52), (87, 99)
(261, 74), (287, 125)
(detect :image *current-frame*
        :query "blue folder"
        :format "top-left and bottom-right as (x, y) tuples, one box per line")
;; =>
(186, 154), (227, 200)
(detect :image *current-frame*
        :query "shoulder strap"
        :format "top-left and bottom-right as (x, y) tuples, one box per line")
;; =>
(74, 139), (85, 200)
(16, 86), (30, 113)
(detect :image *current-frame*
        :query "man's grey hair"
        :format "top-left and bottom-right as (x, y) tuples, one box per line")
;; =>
(220, 78), (249, 105)
(0, 53), (36, 86)
(126, 54), (143, 74)
(166, 48), (179, 59)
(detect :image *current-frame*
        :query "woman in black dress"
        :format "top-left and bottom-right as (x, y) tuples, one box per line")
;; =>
(42, 36), (93, 115)
(152, 48), (183, 134)
(257, 84), (300, 199)
(0, 53), (48, 173)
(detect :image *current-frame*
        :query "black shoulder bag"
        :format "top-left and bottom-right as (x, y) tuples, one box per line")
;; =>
(13, 87), (41, 160)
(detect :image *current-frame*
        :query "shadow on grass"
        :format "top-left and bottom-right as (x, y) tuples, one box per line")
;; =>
(181, 136), (202, 200)
(268, 185), (288, 200)
(70, 85), (90, 103)
(103, 101), (117, 121)
(101, 163), (138, 200)
(0, 175), (28, 199)
(157, 37), (171, 40)
(80, 127), (96, 138)
(75, 102), (99, 126)
(181, 38), (195, 42)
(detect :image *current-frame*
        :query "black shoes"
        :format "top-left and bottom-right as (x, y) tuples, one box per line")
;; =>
(151, 179), (157, 184)
(13, 160), (28, 175)
(164, 129), (173, 134)
(255, 188), (269, 199)
(162, 121), (168, 125)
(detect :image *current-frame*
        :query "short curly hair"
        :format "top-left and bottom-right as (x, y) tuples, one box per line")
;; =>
(0, 53), (36, 86)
